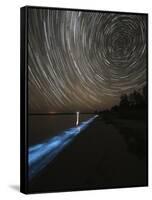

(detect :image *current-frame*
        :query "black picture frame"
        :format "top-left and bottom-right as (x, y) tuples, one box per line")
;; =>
(20, 6), (148, 194)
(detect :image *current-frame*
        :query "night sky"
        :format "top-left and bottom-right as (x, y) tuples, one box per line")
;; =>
(28, 8), (147, 113)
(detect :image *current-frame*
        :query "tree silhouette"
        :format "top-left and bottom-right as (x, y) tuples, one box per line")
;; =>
(133, 91), (144, 106)
(142, 85), (147, 103)
(120, 94), (129, 109)
(119, 89), (146, 110)
(99, 86), (147, 114)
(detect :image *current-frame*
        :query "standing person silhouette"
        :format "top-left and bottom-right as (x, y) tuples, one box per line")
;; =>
(76, 111), (79, 126)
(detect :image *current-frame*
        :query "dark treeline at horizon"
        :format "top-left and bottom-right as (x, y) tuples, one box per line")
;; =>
(28, 85), (147, 116)
(96, 85), (147, 120)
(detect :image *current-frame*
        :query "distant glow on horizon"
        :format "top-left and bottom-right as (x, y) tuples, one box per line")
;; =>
(28, 115), (98, 180)
(48, 111), (57, 114)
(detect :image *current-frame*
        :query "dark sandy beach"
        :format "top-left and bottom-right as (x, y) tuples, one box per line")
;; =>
(28, 115), (147, 193)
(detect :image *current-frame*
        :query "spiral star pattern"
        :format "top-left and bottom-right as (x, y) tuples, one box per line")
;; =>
(28, 8), (147, 113)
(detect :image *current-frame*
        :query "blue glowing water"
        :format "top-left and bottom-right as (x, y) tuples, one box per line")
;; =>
(28, 115), (98, 180)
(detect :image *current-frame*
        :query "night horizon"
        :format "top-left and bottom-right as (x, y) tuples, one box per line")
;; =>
(28, 9), (147, 113)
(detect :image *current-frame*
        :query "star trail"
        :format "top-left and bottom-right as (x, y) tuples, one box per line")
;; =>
(28, 8), (147, 113)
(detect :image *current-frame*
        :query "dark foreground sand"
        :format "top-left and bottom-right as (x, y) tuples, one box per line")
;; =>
(28, 115), (147, 193)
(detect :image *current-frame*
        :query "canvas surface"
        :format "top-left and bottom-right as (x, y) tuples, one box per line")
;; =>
(21, 6), (148, 193)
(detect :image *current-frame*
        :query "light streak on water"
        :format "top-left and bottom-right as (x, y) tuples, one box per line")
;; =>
(28, 115), (98, 180)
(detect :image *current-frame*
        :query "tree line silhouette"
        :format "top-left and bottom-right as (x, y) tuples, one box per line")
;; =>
(96, 86), (147, 159)
(97, 85), (147, 119)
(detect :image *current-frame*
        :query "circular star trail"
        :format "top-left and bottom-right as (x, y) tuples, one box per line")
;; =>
(28, 8), (147, 113)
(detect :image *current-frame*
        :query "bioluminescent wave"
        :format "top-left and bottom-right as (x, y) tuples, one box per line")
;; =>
(28, 115), (98, 180)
